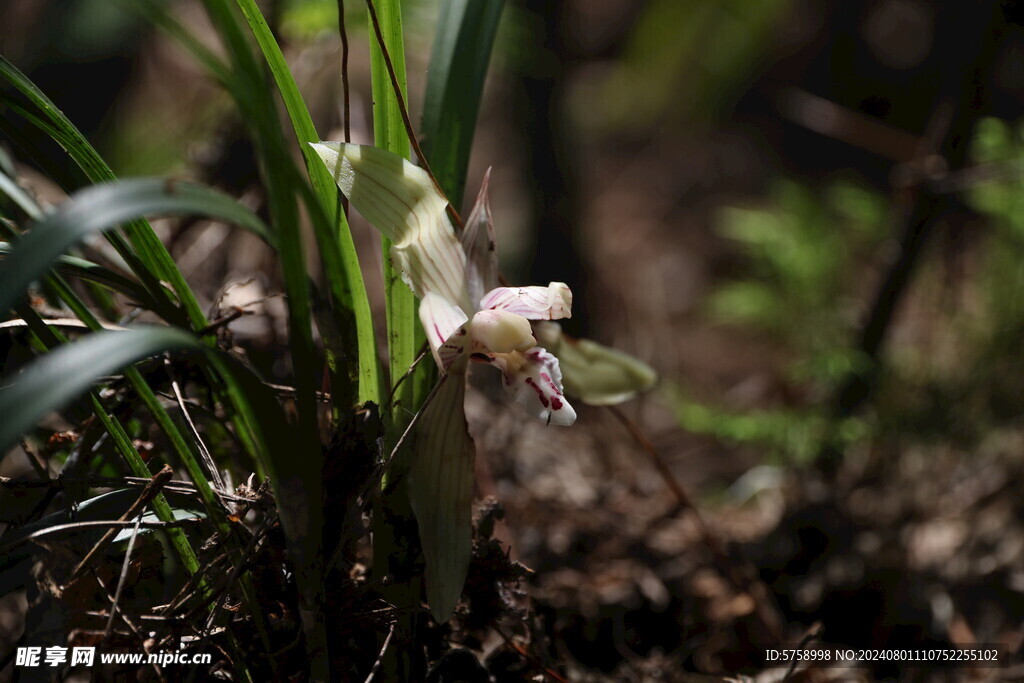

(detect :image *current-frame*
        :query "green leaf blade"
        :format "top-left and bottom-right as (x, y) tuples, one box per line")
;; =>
(0, 56), (209, 331)
(367, 0), (420, 428)
(0, 327), (200, 453)
(227, 0), (381, 407)
(0, 177), (273, 315)
(421, 0), (505, 209)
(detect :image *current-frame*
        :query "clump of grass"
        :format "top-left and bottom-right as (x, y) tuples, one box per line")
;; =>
(0, 0), (505, 677)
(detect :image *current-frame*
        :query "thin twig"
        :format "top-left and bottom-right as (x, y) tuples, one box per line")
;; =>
(84, 610), (182, 623)
(776, 88), (920, 163)
(362, 620), (396, 683)
(783, 621), (824, 682)
(200, 522), (267, 638)
(264, 381), (333, 403)
(162, 552), (232, 616)
(59, 415), (102, 484)
(930, 158), (1024, 195)
(18, 438), (49, 481)
(363, 0), (463, 228)
(0, 317), (126, 331)
(493, 624), (567, 683)
(607, 407), (692, 507)
(95, 568), (167, 682)
(384, 343), (428, 410)
(0, 475), (266, 507)
(155, 390), (216, 418)
(0, 518), (203, 554)
(67, 464), (174, 583)
(165, 358), (227, 492)
(0, 475), (186, 489)
(334, 0), (352, 219)
(336, 0), (352, 147)
(207, 286), (284, 326)
(196, 307), (247, 336)
(105, 514), (144, 637)
(607, 405), (786, 643)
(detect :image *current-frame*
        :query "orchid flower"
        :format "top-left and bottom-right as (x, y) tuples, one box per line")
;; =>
(311, 143), (577, 425)
(310, 142), (575, 619)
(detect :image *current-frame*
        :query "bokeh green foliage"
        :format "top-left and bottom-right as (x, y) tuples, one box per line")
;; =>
(671, 395), (870, 464)
(672, 179), (886, 463)
(710, 179), (886, 353)
(593, 0), (794, 130)
(678, 118), (1024, 464)
(954, 117), (1024, 424)
(967, 117), (1024, 331)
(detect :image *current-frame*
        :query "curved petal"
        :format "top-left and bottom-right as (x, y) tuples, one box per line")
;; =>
(479, 283), (572, 320)
(311, 142), (471, 310)
(462, 168), (500, 306)
(476, 347), (576, 426)
(420, 292), (469, 372)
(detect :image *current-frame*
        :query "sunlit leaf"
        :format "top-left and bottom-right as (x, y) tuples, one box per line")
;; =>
(228, 0), (381, 407)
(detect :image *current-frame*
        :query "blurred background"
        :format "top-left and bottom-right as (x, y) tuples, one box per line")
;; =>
(5, 0), (1024, 679)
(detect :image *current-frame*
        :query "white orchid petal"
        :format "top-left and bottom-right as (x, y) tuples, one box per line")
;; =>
(462, 168), (500, 306)
(419, 293), (469, 372)
(480, 347), (576, 426)
(310, 142), (471, 310)
(479, 283), (572, 320)
(407, 374), (475, 621)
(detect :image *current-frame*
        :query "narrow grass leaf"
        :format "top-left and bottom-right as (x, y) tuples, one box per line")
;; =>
(1, 79), (278, 531)
(177, 8), (332, 673)
(0, 178), (272, 314)
(8, 303), (203, 574)
(367, 0), (421, 431)
(0, 167), (43, 220)
(0, 246), (159, 311)
(420, 0), (505, 208)
(228, 0), (381, 406)
(0, 57), (209, 331)
(0, 327), (200, 453)
(127, 0), (234, 88)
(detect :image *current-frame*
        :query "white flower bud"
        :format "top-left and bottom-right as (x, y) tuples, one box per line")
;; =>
(470, 310), (535, 353)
